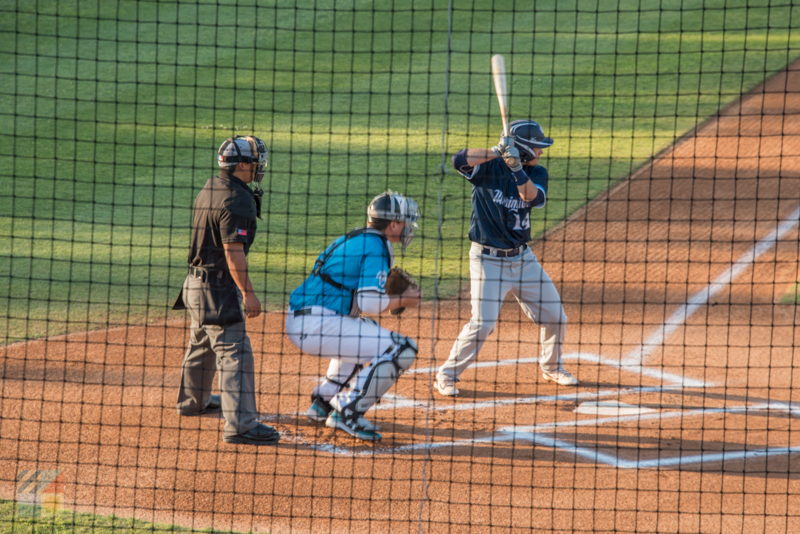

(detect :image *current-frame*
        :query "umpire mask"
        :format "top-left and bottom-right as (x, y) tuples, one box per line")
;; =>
(218, 135), (269, 217)
(367, 191), (421, 250)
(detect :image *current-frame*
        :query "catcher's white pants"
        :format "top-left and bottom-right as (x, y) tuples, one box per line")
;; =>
(285, 307), (405, 414)
(438, 242), (567, 382)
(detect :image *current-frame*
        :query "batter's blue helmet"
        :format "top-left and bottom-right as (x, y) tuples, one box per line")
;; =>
(508, 120), (553, 162)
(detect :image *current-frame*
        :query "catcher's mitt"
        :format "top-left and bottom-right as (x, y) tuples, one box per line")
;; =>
(385, 267), (418, 315)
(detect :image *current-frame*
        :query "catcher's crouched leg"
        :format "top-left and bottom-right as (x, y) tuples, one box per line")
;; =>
(338, 332), (418, 416)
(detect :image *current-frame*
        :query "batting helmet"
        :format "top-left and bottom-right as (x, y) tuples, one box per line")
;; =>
(217, 135), (269, 185)
(367, 191), (421, 249)
(508, 120), (553, 162)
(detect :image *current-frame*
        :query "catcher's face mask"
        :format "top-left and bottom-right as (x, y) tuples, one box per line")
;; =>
(398, 197), (420, 249)
(368, 191), (420, 250)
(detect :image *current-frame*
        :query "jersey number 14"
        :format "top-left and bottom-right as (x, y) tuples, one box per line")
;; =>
(511, 210), (531, 231)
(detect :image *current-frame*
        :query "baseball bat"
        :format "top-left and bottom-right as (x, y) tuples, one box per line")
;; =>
(491, 54), (510, 136)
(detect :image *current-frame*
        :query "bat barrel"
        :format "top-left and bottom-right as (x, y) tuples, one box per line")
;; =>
(491, 54), (509, 136)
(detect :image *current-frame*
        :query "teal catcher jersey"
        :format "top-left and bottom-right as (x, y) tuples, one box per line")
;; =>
(290, 229), (392, 315)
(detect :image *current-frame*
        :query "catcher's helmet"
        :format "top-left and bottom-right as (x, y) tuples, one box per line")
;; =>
(217, 135), (269, 185)
(367, 191), (420, 249)
(508, 120), (553, 162)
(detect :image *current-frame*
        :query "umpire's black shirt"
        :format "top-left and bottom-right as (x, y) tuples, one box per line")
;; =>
(188, 174), (257, 272)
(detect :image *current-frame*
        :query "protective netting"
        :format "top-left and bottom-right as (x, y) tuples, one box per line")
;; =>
(2, 1), (799, 533)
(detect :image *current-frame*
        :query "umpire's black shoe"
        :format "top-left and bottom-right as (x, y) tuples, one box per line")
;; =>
(201, 394), (222, 413)
(178, 394), (222, 416)
(224, 423), (280, 445)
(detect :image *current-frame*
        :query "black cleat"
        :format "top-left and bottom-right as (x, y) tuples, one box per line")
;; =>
(224, 423), (280, 445)
(179, 394), (222, 416)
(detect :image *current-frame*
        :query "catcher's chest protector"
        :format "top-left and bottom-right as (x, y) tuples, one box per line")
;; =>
(310, 228), (391, 311)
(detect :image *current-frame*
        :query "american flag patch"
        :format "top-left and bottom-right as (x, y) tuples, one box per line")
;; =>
(236, 228), (248, 236)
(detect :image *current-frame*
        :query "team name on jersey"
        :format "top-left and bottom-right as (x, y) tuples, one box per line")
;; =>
(492, 189), (534, 209)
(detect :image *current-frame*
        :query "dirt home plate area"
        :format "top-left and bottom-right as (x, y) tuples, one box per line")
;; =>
(2, 60), (799, 533)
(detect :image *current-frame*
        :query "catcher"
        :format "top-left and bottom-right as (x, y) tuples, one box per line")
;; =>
(285, 191), (421, 441)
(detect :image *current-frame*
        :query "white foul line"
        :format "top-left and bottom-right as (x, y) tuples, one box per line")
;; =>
(623, 206), (800, 365)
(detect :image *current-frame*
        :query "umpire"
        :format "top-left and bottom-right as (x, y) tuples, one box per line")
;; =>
(174, 135), (279, 445)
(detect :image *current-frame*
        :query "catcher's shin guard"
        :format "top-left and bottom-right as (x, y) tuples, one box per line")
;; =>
(340, 333), (417, 415)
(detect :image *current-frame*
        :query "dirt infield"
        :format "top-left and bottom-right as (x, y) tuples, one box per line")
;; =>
(2, 59), (799, 533)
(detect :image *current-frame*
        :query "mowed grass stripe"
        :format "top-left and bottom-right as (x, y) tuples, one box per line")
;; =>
(0, 0), (798, 341)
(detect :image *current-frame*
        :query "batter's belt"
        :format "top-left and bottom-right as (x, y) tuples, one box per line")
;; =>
(480, 243), (527, 258)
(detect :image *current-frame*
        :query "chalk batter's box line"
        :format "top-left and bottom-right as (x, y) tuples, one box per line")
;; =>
(284, 356), (800, 465)
(372, 350), (708, 414)
(406, 352), (705, 387)
(505, 403), (800, 469)
(292, 403), (800, 469)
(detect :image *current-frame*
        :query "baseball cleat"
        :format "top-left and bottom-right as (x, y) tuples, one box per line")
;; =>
(542, 368), (579, 386)
(434, 376), (460, 397)
(308, 396), (379, 431)
(224, 423), (280, 445)
(354, 414), (380, 432)
(325, 411), (382, 441)
(306, 395), (333, 423)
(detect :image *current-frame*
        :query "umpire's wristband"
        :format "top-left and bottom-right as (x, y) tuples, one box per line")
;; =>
(512, 169), (530, 186)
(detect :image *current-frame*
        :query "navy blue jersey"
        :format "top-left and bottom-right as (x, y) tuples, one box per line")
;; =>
(453, 150), (548, 249)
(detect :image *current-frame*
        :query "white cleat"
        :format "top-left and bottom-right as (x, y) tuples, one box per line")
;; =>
(542, 368), (579, 386)
(434, 376), (460, 397)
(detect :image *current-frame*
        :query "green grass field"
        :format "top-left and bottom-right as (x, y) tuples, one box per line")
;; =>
(781, 282), (800, 304)
(1, 0), (798, 343)
(0, 499), (243, 534)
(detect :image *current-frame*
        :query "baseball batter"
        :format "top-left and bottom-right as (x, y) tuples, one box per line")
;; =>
(285, 192), (422, 441)
(435, 120), (578, 396)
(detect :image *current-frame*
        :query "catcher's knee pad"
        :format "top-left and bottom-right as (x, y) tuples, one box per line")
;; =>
(390, 331), (417, 372)
(344, 334), (418, 414)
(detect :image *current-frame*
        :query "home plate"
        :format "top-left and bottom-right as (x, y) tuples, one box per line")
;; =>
(575, 401), (657, 416)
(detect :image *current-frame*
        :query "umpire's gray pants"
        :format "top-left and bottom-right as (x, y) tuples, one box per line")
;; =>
(176, 279), (259, 438)
(438, 242), (567, 381)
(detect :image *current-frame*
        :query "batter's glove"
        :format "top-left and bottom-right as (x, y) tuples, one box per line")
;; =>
(491, 136), (514, 157)
(385, 267), (419, 315)
(492, 137), (523, 172)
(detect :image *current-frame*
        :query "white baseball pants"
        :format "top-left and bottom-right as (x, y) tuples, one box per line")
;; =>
(438, 242), (567, 382)
(285, 307), (409, 414)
